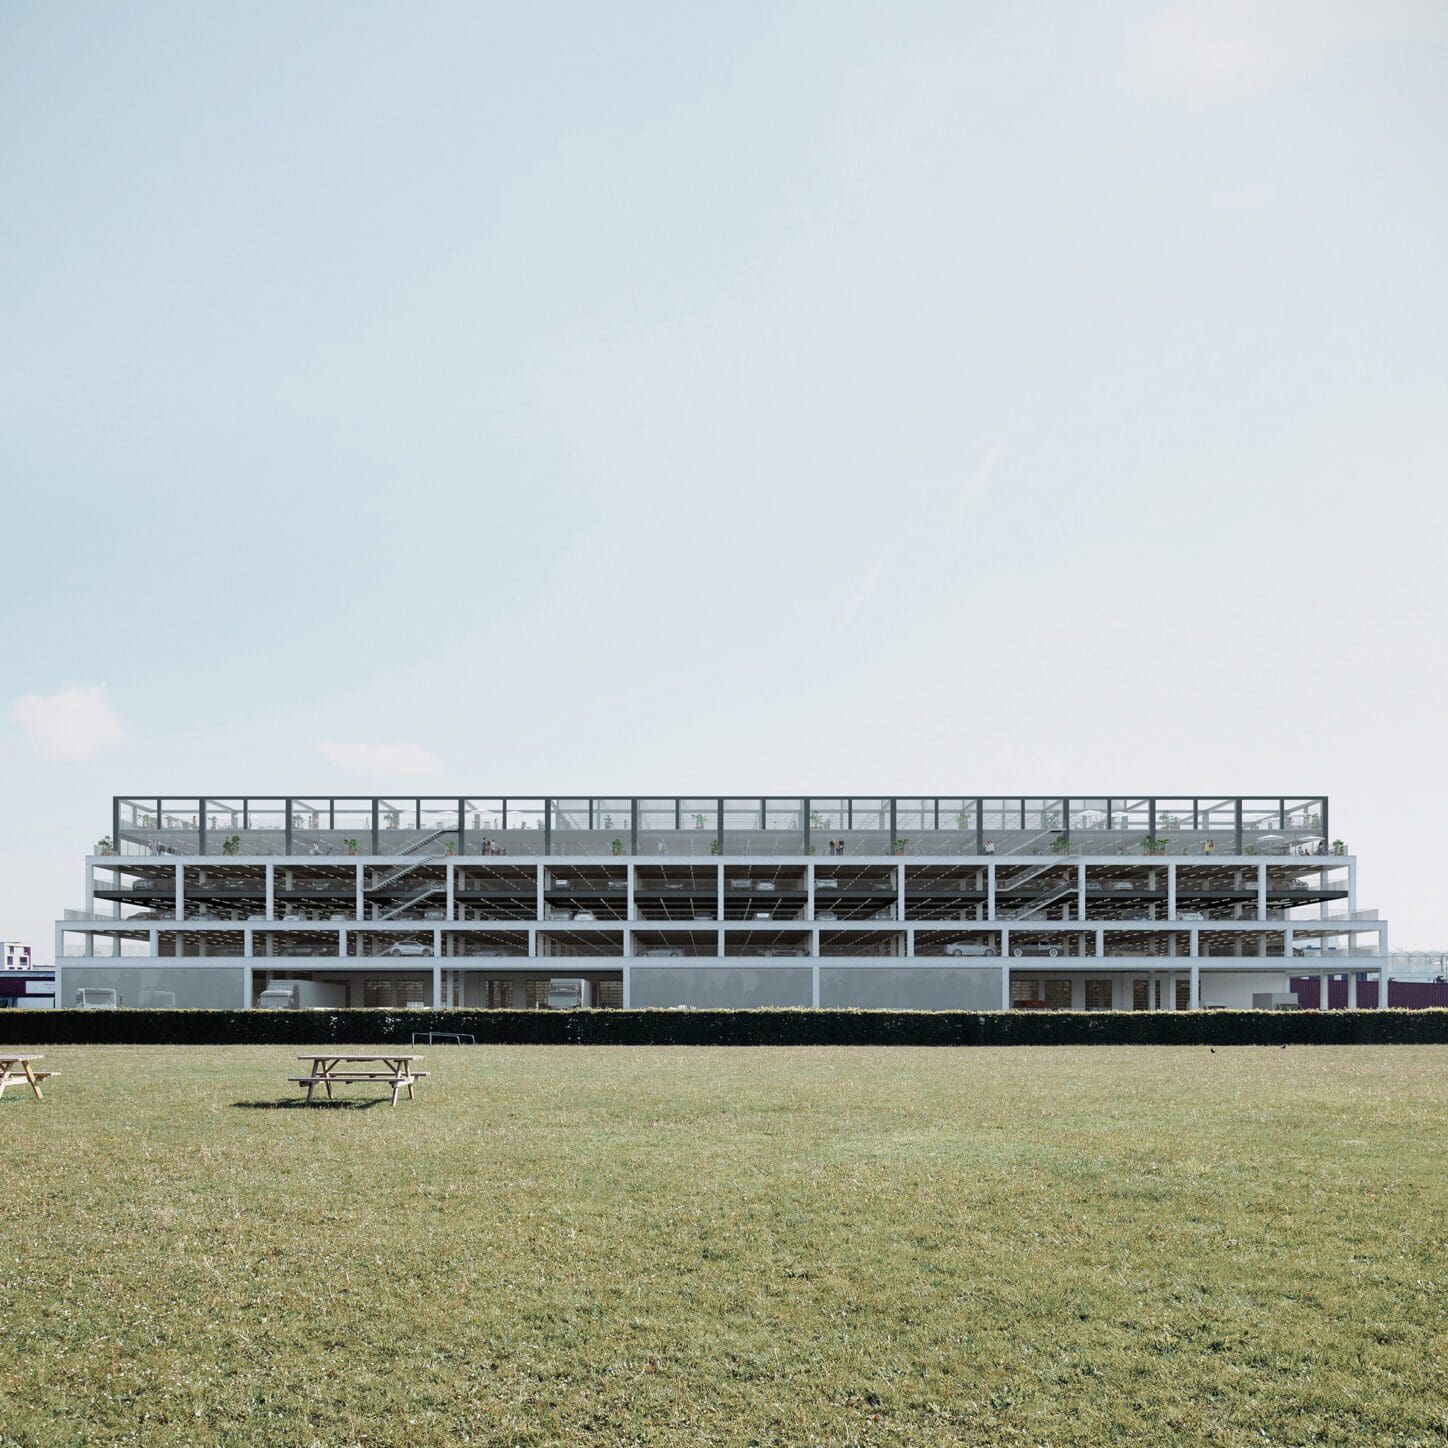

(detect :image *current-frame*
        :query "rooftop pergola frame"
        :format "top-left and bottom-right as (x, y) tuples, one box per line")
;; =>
(110, 795), (1334, 860)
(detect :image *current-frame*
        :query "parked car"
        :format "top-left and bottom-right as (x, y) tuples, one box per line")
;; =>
(1177, 911), (1205, 921)
(756, 882), (776, 893)
(381, 941), (433, 957)
(761, 947), (805, 957)
(572, 910), (597, 922)
(1010, 943), (1063, 958)
(642, 946), (684, 957)
(816, 911), (839, 922)
(943, 942), (997, 957)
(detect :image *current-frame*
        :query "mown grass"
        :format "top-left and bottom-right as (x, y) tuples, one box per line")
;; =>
(2, 1045), (1445, 1446)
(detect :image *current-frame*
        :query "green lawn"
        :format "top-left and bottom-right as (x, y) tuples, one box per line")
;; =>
(2, 1045), (1445, 1446)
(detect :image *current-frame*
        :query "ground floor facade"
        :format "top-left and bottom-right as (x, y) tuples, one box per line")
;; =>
(53, 958), (1377, 1012)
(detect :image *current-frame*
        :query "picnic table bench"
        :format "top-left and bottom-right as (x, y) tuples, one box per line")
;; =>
(290, 1054), (427, 1106)
(0, 1055), (58, 1102)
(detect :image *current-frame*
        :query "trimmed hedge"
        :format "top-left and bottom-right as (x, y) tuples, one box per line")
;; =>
(3, 1008), (1447, 1047)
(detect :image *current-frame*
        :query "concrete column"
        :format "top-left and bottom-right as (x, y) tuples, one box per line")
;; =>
(1348, 857), (1357, 916)
(266, 865), (275, 921)
(339, 928), (347, 958)
(622, 964), (632, 1009)
(1165, 971), (1177, 1010)
(627, 862), (635, 923)
(811, 961), (820, 1007)
(1168, 863), (1176, 920)
(988, 863), (996, 920)
(717, 863), (724, 927)
(1095, 927), (1104, 958)
(807, 862), (815, 922)
(1257, 863), (1267, 921)
(355, 864), (364, 920)
(1347, 970), (1358, 1009)
(432, 961), (442, 1008)
(1319, 973), (1329, 1010)
(1378, 966), (1389, 1009)
(906, 927), (915, 957)
(1189, 962), (1200, 1010)
(175, 864), (184, 921)
(999, 958), (1010, 1011)
(244, 927), (253, 959)
(536, 864), (545, 921)
(1077, 862), (1086, 921)
(511, 978), (528, 1009)
(446, 862), (455, 922)
(897, 863), (905, 922)
(242, 964), (253, 1008)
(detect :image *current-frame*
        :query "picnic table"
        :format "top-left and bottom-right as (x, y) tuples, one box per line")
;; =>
(0, 1055), (58, 1102)
(290, 1054), (427, 1107)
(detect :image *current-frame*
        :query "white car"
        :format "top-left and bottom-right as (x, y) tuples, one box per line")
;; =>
(643, 946), (684, 957)
(572, 910), (597, 922)
(381, 941), (433, 957)
(756, 882), (776, 893)
(943, 941), (997, 957)
(816, 911), (838, 922)
(1177, 911), (1205, 921)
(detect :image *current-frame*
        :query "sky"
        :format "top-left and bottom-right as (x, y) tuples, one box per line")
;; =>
(2, 1), (1446, 958)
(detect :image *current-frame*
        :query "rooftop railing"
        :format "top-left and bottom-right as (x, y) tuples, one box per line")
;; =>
(102, 796), (1333, 860)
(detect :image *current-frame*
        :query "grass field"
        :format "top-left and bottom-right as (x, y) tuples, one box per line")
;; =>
(2, 1045), (1445, 1446)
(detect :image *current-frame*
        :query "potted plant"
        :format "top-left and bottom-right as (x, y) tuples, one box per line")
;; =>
(345, 838), (359, 856)
(221, 834), (241, 856)
(1332, 839), (1346, 855)
(1140, 837), (1166, 856)
(96, 835), (113, 855)
(610, 838), (625, 856)
(891, 838), (909, 856)
(1050, 833), (1070, 854)
(444, 841), (456, 855)
(1245, 844), (1257, 856)
(693, 813), (707, 829)
(709, 840), (720, 856)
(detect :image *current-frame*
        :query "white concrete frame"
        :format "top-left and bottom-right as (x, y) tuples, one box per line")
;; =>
(58, 851), (1388, 1010)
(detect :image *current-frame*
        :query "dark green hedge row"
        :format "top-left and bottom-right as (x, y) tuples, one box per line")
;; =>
(3, 1008), (1447, 1047)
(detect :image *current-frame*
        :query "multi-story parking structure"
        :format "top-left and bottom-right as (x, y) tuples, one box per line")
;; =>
(56, 794), (1388, 1012)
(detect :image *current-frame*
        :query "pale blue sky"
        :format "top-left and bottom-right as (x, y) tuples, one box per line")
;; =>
(3, 1), (1446, 955)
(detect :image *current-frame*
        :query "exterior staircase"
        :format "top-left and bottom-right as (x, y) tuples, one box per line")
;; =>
(1000, 882), (1078, 921)
(370, 829), (453, 891)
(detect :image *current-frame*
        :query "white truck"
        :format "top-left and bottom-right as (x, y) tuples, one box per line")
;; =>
(546, 979), (585, 1010)
(257, 978), (348, 1010)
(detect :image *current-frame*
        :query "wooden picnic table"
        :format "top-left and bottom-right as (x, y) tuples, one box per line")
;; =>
(0, 1054), (58, 1102)
(290, 1054), (427, 1107)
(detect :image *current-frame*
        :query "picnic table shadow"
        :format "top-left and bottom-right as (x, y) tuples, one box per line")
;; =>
(232, 1098), (390, 1111)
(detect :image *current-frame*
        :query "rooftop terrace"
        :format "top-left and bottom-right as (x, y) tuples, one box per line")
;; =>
(106, 795), (1335, 860)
